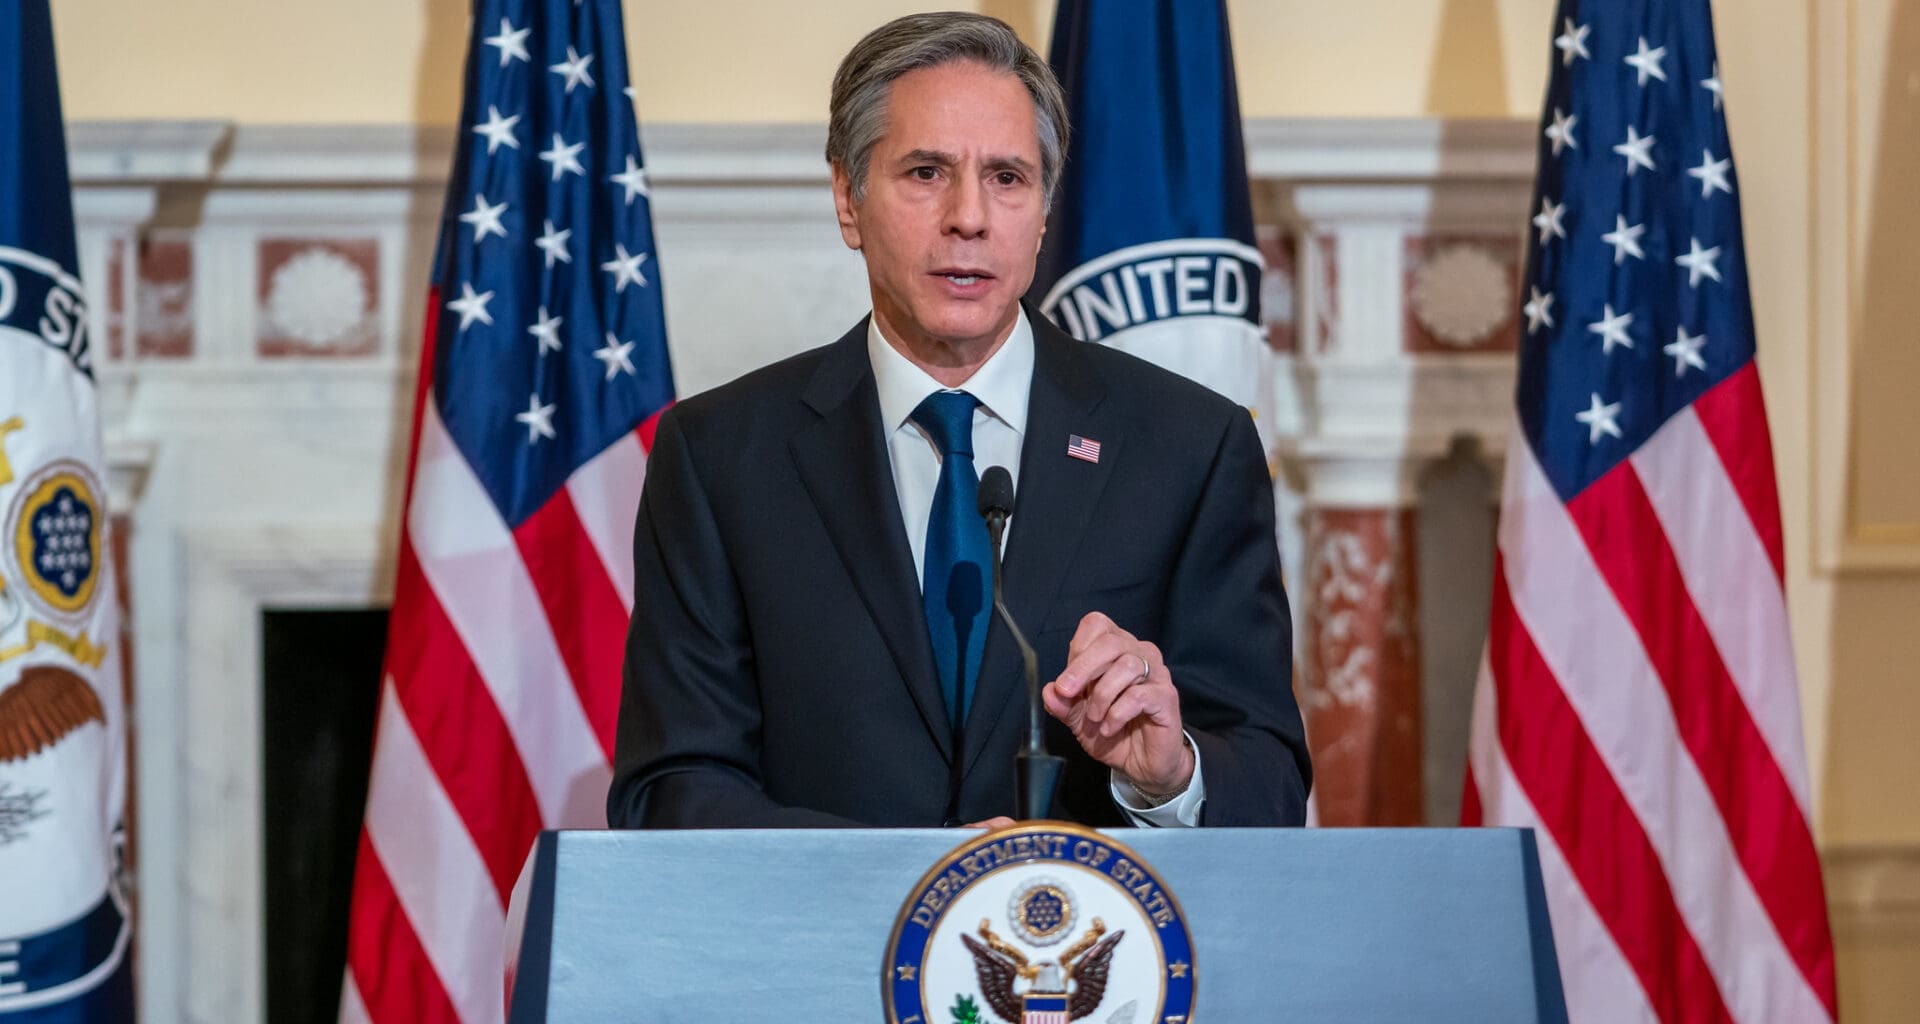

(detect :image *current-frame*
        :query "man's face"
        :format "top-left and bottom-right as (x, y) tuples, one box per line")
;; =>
(833, 60), (1047, 362)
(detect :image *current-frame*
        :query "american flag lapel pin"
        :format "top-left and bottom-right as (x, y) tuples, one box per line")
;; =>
(1066, 434), (1101, 464)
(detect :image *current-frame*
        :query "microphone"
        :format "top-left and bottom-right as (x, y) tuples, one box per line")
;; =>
(977, 466), (1063, 820)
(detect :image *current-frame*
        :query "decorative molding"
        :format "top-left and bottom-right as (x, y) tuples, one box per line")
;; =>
(103, 438), (158, 516)
(99, 363), (413, 429)
(1808, 0), (1920, 573)
(66, 121), (229, 182)
(1824, 843), (1920, 940)
(69, 117), (1537, 189)
(172, 528), (392, 1024)
(1243, 118), (1536, 182)
(1278, 357), (1515, 504)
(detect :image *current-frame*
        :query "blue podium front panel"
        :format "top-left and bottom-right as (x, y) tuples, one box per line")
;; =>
(509, 828), (1565, 1023)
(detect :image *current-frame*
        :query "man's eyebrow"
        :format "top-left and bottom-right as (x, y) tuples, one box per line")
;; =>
(984, 154), (1038, 176)
(894, 150), (1037, 176)
(899, 148), (958, 166)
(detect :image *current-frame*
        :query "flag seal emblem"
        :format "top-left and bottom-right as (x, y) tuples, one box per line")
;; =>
(882, 822), (1194, 1024)
(5, 458), (102, 620)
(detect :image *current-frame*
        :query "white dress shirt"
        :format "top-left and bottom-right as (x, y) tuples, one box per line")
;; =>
(867, 309), (1205, 827)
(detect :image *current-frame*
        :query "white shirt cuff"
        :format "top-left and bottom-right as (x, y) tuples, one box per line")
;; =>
(1109, 732), (1205, 827)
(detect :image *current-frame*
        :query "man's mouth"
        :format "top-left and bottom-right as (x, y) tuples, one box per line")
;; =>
(934, 268), (993, 287)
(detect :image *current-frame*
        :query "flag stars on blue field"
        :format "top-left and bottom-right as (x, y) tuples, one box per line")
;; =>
(1624, 37), (1668, 86)
(1555, 19), (1590, 66)
(610, 156), (650, 204)
(1576, 393), (1626, 444)
(1534, 196), (1568, 244)
(528, 307), (564, 355)
(550, 46), (595, 92)
(1665, 328), (1709, 377)
(1614, 125), (1657, 175)
(601, 243), (649, 292)
(1688, 151), (1734, 197)
(1524, 288), (1555, 334)
(516, 393), (557, 443)
(594, 334), (637, 380)
(540, 134), (587, 180)
(429, 0), (674, 507)
(1676, 238), (1723, 287)
(484, 18), (530, 66)
(535, 220), (572, 267)
(1545, 108), (1578, 156)
(461, 193), (509, 242)
(473, 106), (521, 154)
(1587, 304), (1635, 355)
(1601, 215), (1647, 264)
(447, 282), (494, 330)
(1520, 12), (1757, 475)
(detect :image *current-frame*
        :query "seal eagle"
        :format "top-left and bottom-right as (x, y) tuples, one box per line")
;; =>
(0, 663), (105, 762)
(960, 917), (1124, 1022)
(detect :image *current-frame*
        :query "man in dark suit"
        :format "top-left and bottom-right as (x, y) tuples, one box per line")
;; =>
(607, 12), (1309, 830)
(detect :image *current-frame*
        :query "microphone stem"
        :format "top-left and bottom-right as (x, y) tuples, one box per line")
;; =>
(985, 512), (1040, 749)
(988, 507), (1062, 819)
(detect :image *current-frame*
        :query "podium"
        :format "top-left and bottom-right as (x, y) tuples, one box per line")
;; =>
(508, 827), (1567, 1022)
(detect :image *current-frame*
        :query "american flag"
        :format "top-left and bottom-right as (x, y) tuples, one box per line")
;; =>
(339, 1), (673, 1022)
(1065, 435), (1101, 464)
(1461, 1), (1836, 1021)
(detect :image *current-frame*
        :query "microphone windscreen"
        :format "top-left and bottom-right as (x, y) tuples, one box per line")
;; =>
(978, 465), (1015, 518)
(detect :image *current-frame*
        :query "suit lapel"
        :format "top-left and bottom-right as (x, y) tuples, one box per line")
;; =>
(962, 318), (1122, 776)
(789, 322), (953, 762)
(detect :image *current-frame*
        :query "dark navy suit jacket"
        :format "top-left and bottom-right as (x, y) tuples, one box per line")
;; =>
(607, 310), (1310, 828)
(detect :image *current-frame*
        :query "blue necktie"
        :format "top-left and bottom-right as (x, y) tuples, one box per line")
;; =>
(912, 390), (992, 730)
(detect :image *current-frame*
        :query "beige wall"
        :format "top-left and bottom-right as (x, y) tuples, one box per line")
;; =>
(53, 0), (1559, 124)
(52, 0), (1920, 1015)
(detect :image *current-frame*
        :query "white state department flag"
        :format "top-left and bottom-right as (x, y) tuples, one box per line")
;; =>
(0, 1), (136, 1020)
(1032, 0), (1276, 438)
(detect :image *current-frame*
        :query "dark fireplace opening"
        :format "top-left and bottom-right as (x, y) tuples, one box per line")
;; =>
(262, 608), (387, 1024)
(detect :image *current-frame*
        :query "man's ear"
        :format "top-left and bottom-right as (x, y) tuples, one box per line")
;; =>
(830, 163), (862, 251)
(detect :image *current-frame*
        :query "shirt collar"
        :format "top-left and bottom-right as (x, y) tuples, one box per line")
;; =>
(867, 308), (1035, 436)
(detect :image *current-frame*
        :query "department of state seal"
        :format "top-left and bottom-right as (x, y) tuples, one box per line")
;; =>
(884, 823), (1195, 1024)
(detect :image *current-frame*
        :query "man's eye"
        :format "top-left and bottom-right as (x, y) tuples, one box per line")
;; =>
(911, 167), (939, 181)
(996, 172), (1022, 186)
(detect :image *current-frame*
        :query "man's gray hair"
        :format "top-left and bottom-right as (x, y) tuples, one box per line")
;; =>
(826, 12), (1070, 206)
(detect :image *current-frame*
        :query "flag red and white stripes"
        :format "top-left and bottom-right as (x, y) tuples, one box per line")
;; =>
(1464, 366), (1836, 1022)
(342, 402), (655, 1024)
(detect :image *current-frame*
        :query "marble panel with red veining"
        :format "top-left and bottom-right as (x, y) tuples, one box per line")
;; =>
(1256, 227), (1298, 354)
(135, 235), (193, 359)
(1300, 507), (1422, 826)
(1314, 232), (1338, 354)
(104, 236), (127, 361)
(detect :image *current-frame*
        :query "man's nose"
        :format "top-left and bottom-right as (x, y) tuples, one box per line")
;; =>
(943, 173), (989, 239)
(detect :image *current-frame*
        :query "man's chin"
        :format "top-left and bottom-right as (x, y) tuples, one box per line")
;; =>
(917, 301), (1019, 349)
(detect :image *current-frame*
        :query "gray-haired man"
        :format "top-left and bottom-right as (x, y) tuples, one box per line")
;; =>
(609, 12), (1309, 829)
